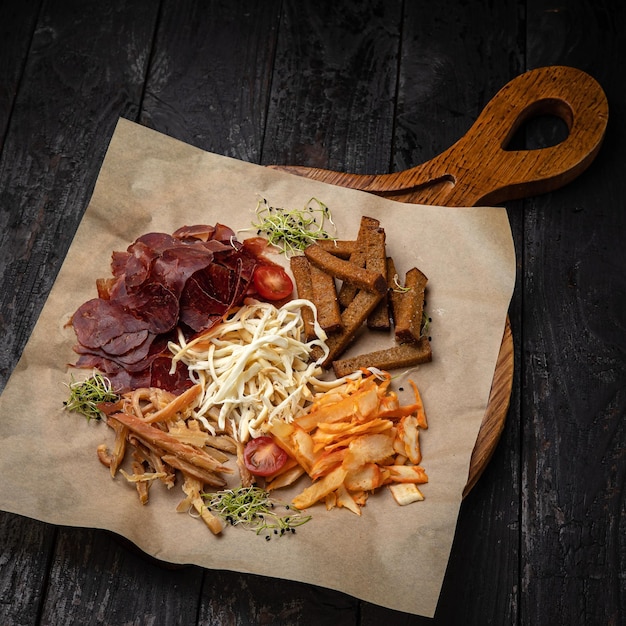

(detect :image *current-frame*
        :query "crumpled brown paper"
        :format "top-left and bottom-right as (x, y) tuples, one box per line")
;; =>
(0, 118), (515, 617)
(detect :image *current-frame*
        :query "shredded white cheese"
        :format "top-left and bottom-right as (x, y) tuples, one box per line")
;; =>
(168, 299), (352, 442)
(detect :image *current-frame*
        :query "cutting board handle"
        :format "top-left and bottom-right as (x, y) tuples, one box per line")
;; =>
(274, 65), (608, 207)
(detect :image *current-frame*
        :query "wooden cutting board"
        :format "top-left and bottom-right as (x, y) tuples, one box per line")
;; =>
(273, 65), (608, 495)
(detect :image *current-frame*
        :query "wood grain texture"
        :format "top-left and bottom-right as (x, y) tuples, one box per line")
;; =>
(198, 570), (359, 625)
(40, 529), (204, 625)
(261, 0), (402, 173)
(0, 512), (56, 625)
(140, 0), (281, 162)
(0, 2), (42, 152)
(522, 2), (626, 624)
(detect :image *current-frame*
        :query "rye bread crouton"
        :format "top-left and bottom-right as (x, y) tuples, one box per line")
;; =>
(390, 264), (428, 343)
(331, 336), (432, 378)
(290, 255), (318, 341)
(304, 242), (387, 296)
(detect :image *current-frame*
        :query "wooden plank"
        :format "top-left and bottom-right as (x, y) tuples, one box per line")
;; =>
(0, 512), (56, 626)
(198, 570), (359, 624)
(0, 2), (41, 153)
(40, 528), (203, 625)
(521, 2), (626, 624)
(0, 0), (159, 391)
(140, 0), (281, 162)
(262, 0), (402, 173)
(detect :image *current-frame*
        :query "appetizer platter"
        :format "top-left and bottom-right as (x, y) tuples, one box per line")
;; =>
(0, 65), (607, 616)
(64, 202), (438, 536)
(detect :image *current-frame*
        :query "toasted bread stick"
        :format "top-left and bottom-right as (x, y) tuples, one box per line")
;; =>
(331, 336), (432, 378)
(309, 263), (342, 333)
(392, 266), (428, 343)
(366, 227), (391, 330)
(321, 289), (383, 367)
(304, 243), (387, 295)
(337, 217), (379, 307)
(289, 255), (317, 341)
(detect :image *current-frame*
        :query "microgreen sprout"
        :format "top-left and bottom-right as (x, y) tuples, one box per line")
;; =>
(251, 196), (336, 255)
(392, 273), (411, 293)
(422, 312), (431, 337)
(64, 372), (120, 421)
(203, 485), (311, 539)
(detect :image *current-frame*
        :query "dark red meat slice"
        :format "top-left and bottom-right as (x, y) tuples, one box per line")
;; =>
(179, 274), (230, 332)
(75, 334), (155, 369)
(134, 231), (180, 253)
(172, 224), (216, 242)
(150, 243), (215, 296)
(111, 250), (130, 278)
(124, 241), (157, 289)
(72, 298), (150, 350)
(117, 282), (179, 334)
(100, 329), (150, 356)
(150, 356), (194, 394)
(211, 223), (237, 243)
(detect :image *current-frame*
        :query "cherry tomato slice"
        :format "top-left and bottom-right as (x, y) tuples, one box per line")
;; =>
(252, 264), (293, 301)
(243, 436), (288, 477)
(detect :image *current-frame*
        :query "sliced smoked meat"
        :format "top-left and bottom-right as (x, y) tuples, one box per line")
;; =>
(70, 224), (264, 394)
(72, 298), (151, 350)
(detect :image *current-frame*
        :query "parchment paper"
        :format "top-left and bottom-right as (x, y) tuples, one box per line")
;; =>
(0, 118), (516, 617)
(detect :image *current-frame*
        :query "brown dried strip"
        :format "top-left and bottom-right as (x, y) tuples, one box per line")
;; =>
(128, 436), (176, 489)
(129, 460), (150, 504)
(309, 263), (342, 333)
(205, 434), (238, 454)
(204, 446), (230, 464)
(304, 242), (387, 295)
(289, 255), (317, 341)
(182, 475), (224, 535)
(392, 266), (428, 343)
(161, 454), (227, 488)
(337, 217), (378, 307)
(110, 411), (234, 474)
(366, 227), (391, 330)
(321, 289), (383, 367)
(142, 383), (202, 423)
(331, 336), (433, 378)
(234, 439), (255, 487)
(107, 418), (128, 477)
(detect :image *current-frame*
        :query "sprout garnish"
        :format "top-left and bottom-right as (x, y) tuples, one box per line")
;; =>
(251, 196), (336, 255)
(64, 372), (120, 421)
(203, 486), (311, 539)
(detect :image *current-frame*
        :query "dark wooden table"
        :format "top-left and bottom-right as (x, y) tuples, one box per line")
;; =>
(1, 1), (624, 624)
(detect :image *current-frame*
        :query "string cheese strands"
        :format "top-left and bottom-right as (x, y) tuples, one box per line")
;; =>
(168, 299), (356, 441)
